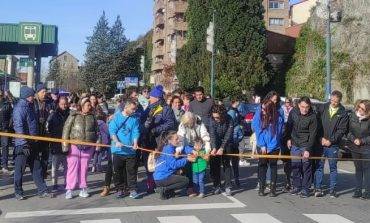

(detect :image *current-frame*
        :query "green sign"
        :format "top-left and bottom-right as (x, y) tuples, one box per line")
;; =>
(19, 58), (34, 67)
(19, 22), (42, 45)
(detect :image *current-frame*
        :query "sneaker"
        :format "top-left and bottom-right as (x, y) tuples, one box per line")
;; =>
(39, 191), (54, 198)
(254, 182), (260, 191)
(167, 189), (176, 199)
(329, 190), (337, 198)
(239, 160), (250, 167)
(15, 193), (25, 200)
(290, 188), (300, 196)
(116, 190), (125, 199)
(213, 187), (222, 195)
(265, 183), (271, 193)
(283, 184), (291, 193)
(100, 186), (110, 197)
(79, 188), (89, 198)
(225, 187), (232, 196)
(189, 193), (198, 198)
(197, 193), (205, 198)
(314, 189), (324, 197)
(187, 187), (196, 197)
(65, 190), (73, 199)
(352, 189), (362, 199)
(91, 166), (96, 173)
(129, 191), (140, 199)
(157, 187), (166, 200)
(300, 190), (310, 198)
(361, 191), (370, 200)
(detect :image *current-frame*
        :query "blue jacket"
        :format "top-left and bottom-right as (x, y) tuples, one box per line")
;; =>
(228, 109), (244, 143)
(142, 101), (176, 137)
(252, 107), (284, 153)
(109, 112), (140, 156)
(13, 99), (39, 147)
(153, 144), (188, 181)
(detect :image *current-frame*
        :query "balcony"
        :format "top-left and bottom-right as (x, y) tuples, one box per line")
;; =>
(155, 15), (165, 26)
(154, 0), (165, 13)
(153, 29), (165, 42)
(153, 44), (165, 56)
(167, 1), (188, 15)
(152, 61), (164, 71)
(168, 20), (187, 31)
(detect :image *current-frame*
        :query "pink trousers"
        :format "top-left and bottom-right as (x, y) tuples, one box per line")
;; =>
(65, 145), (94, 190)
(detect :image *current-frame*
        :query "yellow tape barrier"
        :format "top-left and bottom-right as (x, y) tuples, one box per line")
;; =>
(0, 132), (369, 162)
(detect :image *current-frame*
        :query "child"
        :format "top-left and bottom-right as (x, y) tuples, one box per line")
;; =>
(190, 137), (209, 198)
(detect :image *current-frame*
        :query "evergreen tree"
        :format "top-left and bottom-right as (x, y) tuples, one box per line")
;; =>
(176, 0), (269, 97)
(47, 59), (61, 87)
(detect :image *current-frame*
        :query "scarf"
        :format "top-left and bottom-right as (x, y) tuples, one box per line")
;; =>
(356, 111), (368, 121)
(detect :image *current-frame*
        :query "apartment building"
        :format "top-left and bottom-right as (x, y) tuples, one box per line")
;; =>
(151, 0), (188, 84)
(263, 0), (290, 35)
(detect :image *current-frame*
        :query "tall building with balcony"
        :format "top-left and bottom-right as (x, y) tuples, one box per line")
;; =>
(151, 0), (188, 85)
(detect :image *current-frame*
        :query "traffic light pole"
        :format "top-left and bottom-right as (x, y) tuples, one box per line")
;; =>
(210, 10), (215, 98)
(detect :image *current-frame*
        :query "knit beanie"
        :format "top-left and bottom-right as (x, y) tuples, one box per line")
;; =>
(20, 86), (35, 99)
(149, 85), (164, 99)
(36, 83), (46, 93)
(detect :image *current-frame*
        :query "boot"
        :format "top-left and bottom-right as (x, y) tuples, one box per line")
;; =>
(269, 183), (277, 197)
(100, 186), (110, 197)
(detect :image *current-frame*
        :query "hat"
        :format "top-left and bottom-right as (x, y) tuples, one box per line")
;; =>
(20, 86), (35, 99)
(51, 88), (59, 95)
(36, 83), (46, 93)
(149, 85), (164, 99)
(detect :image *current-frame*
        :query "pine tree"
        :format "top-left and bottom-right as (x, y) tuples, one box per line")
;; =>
(176, 0), (270, 97)
(47, 59), (61, 87)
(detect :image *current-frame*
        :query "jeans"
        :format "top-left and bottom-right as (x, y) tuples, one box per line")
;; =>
(36, 141), (49, 178)
(51, 154), (67, 186)
(1, 136), (9, 168)
(14, 145), (48, 195)
(281, 146), (292, 185)
(155, 174), (189, 194)
(210, 155), (232, 189)
(92, 149), (103, 171)
(193, 171), (206, 194)
(112, 154), (138, 191)
(351, 152), (370, 192)
(291, 146), (312, 192)
(314, 146), (338, 191)
(258, 148), (279, 187)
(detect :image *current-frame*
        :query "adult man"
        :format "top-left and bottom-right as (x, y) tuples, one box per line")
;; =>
(314, 90), (349, 198)
(141, 85), (176, 193)
(189, 86), (214, 131)
(34, 83), (54, 178)
(0, 90), (13, 173)
(285, 97), (318, 198)
(13, 86), (51, 200)
(109, 99), (140, 199)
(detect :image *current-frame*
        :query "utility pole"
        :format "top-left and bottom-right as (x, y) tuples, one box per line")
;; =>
(325, 1), (331, 100)
(206, 10), (216, 98)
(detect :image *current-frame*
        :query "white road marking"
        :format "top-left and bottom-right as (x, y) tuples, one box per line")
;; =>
(231, 213), (283, 223)
(157, 216), (202, 223)
(4, 194), (246, 219)
(338, 169), (354, 174)
(80, 219), (121, 223)
(304, 214), (354, 223)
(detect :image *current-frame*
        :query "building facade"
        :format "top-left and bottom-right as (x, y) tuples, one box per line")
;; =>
(49, 51), (80, 91)
(151, 0), (188, 85)
(263, 0), (290, 35)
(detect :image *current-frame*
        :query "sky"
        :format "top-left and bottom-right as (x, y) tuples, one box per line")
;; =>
(0, 0), (154, 62)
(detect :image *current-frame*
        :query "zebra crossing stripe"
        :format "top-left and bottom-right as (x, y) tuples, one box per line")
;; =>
(157, 216), (202, 223)
(231, 213), (283, 223)
(304, 214), (354, 223)
(80, 219), (121, 223)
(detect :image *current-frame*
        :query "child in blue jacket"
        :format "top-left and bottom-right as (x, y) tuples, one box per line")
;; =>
(154, 131), (195, 200)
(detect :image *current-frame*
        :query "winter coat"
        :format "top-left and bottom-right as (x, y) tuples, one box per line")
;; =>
(347, 111), (370, 155)
(62, 111), (100, 151)
(284, 107), (318, 153)
(315, 102), (349, 146)
(34, 97), (54, 135)
(176, 116), (211, 153)
(0, 98), (12, 131)
(227, 109), (244, 144)
(252, 108), (284, 153)
(189, 98), (214, 130)
(153, 144), (188, 181)
(46, 108), (70, 154)
(209, 115), (234, 153)
(141, 101), (176, 149)
(13, 99), (38, 147)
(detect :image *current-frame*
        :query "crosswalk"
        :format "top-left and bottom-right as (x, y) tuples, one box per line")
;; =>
(79, 213), (355, 223)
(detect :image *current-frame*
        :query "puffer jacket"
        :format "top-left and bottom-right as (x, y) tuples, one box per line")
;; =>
(347, 111), (370, 154)
(13, 99), (38, 147)
(62, 111), (100, 151)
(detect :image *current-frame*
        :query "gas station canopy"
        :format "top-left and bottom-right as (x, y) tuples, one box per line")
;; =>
(0, 22), (58, 57)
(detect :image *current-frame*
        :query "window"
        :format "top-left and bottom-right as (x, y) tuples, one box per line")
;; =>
(269, 18), (284, 26)
(269, 1), (284, 9)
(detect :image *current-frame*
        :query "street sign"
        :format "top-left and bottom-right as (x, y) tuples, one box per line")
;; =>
(19, 22), (42, 45)
(125, 76), (139, 87)
(117, 81), (125, 89)
(47, 81), (55, 89)
(19, 58), (34, 67)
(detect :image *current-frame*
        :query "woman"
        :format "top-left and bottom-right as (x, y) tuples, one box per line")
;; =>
(154, 131), (195, 200)
(62, 97), (101, 199)
(348, 100), (370, 200)
(209, 104), (234, 196)
(182, 93), (192, 112)
(252, 99), (284, 197)
(171, 96), (185, 127)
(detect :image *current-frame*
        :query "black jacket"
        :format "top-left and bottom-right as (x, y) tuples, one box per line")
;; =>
(284, 107), (318, 153)
(46, 108), (70, 154)
(315, 102), (348, 146)
(0, 98), (12, 131)
(347, 112), (370, 154)
(34, 97), (54, 135)
(209, 115), (234, 152)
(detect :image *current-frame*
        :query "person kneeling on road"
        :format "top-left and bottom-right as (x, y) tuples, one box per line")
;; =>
(154, 131), (196, 200)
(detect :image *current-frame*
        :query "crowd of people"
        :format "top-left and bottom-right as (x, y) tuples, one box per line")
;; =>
(0, 84), (369, 202)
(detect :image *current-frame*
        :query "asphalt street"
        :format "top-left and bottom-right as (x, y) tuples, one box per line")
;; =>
(1, 157), (369, 223)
